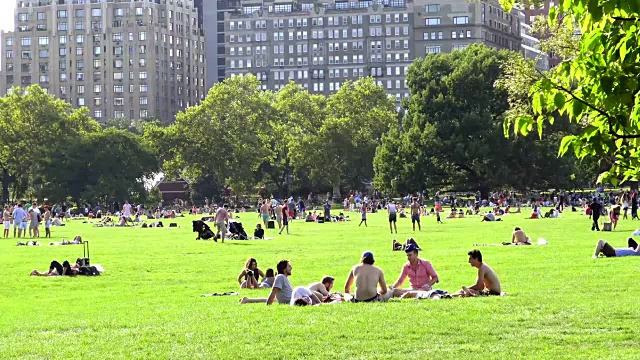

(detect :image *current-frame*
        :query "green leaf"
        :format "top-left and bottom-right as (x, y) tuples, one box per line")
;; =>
(553, 92), (566, 110)
(559, 135), (578, 156)
(620, 40), (628, 62)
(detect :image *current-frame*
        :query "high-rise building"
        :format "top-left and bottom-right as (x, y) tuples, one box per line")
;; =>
(222, 0), (521, 105)
(0, 0), (206, 123)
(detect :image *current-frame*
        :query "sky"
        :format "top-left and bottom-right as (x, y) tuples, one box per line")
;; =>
(0, 2), (15, 33)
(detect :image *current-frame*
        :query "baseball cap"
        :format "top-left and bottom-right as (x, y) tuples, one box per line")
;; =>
(362, 251), (374, 260)
(405, 243), (420, 253)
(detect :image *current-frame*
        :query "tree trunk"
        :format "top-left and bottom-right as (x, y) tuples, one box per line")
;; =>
(2, 168), (10, 204)
(332, 182), (341, 201)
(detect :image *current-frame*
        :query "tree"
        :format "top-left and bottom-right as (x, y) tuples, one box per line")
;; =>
(148, 75), (273, 197)
(259, 82), (326, 197)
(41, 128), (158, 205)
(501, 0), (640, 185)
(291, 78), (397, 198)
(374, 44), (593, 196)
(0, 85), (100, 202)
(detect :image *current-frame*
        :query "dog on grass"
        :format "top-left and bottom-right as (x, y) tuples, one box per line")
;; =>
(193, 220), (216, 241)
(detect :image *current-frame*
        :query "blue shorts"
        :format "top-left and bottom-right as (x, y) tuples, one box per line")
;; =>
(411, 214), (420, 223)
(262, 214), (269, 222)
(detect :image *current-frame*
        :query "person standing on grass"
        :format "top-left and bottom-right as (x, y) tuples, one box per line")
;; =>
(260, 201), (270, 227)
(12, 203), (28, 238)
(324, 200), (331, 221)
(453, 250), (502, 297)
(344, 251), (390, 302)
(359, 202), (368, 227)
(215, 204), (229, 243)
(279, 203), (289, 234)
(632, 191), (639, 220)
(239, 260), (294, 305)
(3, 205), (11, 238)
(411, 197), (421, 231)
(388, 200), (398, 234)
(43, 207), (52, 238)
(589, 198), (603, 231)
(122, 201), (132, 219)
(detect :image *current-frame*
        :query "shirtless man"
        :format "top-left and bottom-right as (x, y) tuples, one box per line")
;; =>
(43, 207), (52, 238)
(2, 205), (11, 238)
(511, 227), (531, 245)
(411, 197), (421, 231)
(344, 251), (389, 302)
(308, 276), (335, 299)
(260, 201), (270, 227)
(454, 249), (502, 297)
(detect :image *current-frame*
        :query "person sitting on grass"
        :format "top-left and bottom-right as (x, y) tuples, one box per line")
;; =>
(511, 227), (532, 245)
(592, 238), (640, 258)
(458, 209), (465, 218)
(390, 243), (439, 299)
(253, 223), (265, 239)
(305, 212), (315, 222)
(308, 276), (335, 299)
(237, 258), (265, 289)
(344, 251), (390, 302)
(453, 250), (502, 297)
(259, 268), (275, 288)
(240, 260), (293, 305)
(446, 209), (457, 219)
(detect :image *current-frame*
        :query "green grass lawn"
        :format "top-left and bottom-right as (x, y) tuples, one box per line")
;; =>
(0, 208), (638, 359)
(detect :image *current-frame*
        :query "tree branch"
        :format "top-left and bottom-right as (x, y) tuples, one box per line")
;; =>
(612, 16), (638, 21)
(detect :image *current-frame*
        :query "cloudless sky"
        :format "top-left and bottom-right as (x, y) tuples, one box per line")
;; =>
(0, 3), (16, 33)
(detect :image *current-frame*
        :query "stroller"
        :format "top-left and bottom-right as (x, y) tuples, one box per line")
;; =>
(228, 221), (249, 240)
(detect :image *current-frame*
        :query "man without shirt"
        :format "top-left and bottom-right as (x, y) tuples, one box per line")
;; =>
(344, 251), (389, 302)
(511, 227), (531, 245)
(308, 276), (335, 299)
(453, 249), (502, 297)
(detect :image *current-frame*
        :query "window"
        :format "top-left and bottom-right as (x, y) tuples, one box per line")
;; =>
(140, 110), (148, 118)
(77, 85), (85, 94)
(92, 8), (102, 17)
(113, 33), (123, 42)
(94, 110), (102, 119)
(453, 16), (469, 25)
(94, 46), (101, 56)
(94, 84), (102, 93)
(139, 72), (148, 80)
(57, 22), (68, 31)
(114, 85), (124, 93)
(140, 84), (148, 92)
(114, 98), (124, 106)
(76, 47), (83, 56)
(114, 8), (125, 17)
(139, 32), (147, 41)
(425, 18), (440, 26)
(136, 8), (144, 16)
(113, 72), (123, 80)
(38, 12), (46, 21)
(75, 9), (84, 17)
(76, 72), (84, 81)
(39, 49), (49, 58)
(425, 45), (441, 54)
(426, 4), (440, 12)
(75, 21), (84, 30)
(76, 35), (84, 44)
(19, 13), (29, 22)
(21, 37), (31, 46)
(57, 10), (68, 19)
(140, 97), (148, 105)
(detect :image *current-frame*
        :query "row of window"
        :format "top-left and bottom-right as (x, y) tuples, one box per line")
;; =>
(425, 16), (469, 26)
(230, 13), (409, 31)
(19, 7), (192, 22)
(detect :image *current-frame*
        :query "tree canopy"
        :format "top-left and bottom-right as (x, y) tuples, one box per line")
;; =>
(501, 0), (640, 185)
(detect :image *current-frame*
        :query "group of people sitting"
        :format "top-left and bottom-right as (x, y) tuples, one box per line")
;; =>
(236, 244), (502, 306)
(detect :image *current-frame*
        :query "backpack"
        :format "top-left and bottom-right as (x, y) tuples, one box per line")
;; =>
(78, 266), (100, 276)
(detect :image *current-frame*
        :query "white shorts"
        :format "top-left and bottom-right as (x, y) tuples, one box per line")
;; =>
(3, 221), (10, 230)
(45, 220), (52, 229)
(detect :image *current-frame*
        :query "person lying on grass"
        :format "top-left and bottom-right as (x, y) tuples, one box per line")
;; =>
(237, 258), (265, 289)
(390, 243), (439, 299)
(512, 227), (532, 245)
(452, 249), (502, 297)
(258, 268), (275, 288)
(239, 260), (294, 305)
(344, 251), (390, 302)
(290, 286), (322, 306)
(30, 260), (77, 276)
(593, 238), (640, 258)
(308, 276), (335, 299)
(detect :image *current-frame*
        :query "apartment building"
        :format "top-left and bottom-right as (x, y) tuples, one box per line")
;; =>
(222, 0), (521, 103)
(0, 0), (206, 122)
